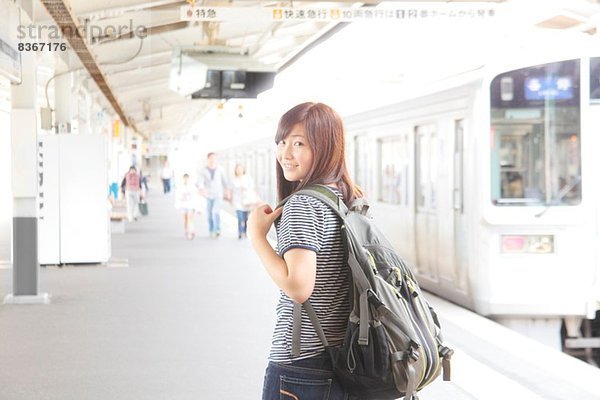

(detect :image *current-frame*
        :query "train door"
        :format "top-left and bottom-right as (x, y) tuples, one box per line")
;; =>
(589, 57), (600, 321)
(377, 134), (413, 259)
(452, 119), (469, 294)
(354, 135), (374, 195)
(414, 124), (439, 280)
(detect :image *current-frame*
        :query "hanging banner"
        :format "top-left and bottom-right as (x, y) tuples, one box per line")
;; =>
(113, 119), (121, 138)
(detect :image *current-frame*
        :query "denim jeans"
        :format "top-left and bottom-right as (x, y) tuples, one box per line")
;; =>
(236, 210), (249, 236)
(206, 198), (221, 234)
(262, 353), (349, 400)
(161, 178), (171, 193)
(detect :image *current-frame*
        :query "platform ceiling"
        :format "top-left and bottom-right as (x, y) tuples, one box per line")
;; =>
(32, 0), (600, 139)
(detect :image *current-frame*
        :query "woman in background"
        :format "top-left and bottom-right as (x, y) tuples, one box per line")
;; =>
(231, 163), (258, 239)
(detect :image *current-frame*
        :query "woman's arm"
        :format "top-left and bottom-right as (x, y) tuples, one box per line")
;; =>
(248, 205), (317, 303)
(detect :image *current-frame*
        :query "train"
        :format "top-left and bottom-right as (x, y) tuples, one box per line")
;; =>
(218, 55), (600, 363)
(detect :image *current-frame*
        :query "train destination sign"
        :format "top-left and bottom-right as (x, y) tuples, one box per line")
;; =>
(525, 77), (574, 101)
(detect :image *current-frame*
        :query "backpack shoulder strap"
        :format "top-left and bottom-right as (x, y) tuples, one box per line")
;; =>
(288, 185), (376, 356)
(349, 197), (370, 216)
(276, 184), (349, 220)
(292, 301), (329, 357)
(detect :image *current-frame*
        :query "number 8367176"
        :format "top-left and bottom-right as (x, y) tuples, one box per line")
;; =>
(18, 42), (67, 52)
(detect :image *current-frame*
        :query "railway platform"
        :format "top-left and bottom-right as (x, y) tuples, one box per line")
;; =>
(1, 190), (599, 400)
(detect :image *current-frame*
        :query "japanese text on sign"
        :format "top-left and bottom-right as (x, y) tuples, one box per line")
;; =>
(181, 6), (497, 22)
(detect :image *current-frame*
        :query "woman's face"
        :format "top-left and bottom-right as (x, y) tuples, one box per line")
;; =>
(276, 124), (314, 183)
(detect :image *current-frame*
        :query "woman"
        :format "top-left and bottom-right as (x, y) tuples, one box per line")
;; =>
(248, 102), (363, 400)
(123, 166), (142, 222)
(231, 163), (258, 239)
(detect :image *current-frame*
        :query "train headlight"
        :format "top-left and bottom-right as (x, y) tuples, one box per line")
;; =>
(501, 235), (554, 254)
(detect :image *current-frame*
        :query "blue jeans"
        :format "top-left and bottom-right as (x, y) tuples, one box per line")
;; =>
(236, 210), (249, 236)
(262, 353), (349, 400)
(162, 178), (171, 193)
(206, 198), (221, 234)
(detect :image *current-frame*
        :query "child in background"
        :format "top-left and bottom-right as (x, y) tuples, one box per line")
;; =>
(175, 173), (197, 240)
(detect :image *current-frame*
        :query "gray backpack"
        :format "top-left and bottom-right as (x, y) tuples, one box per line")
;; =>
(285, 185), (453, 400)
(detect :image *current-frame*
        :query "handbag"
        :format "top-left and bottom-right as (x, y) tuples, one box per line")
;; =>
(138, 201), (148, 216)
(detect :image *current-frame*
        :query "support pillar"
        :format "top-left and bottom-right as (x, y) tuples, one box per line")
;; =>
(54, 52), (74, 134)
(4, 0), (49, 304)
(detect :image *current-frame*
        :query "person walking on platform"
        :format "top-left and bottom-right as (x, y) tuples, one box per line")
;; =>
(140, 169), (150, 193)
(197, 152), (229, 238)
(175, 173), (197, 240)
(231, 163), (259, 239)
(160, 160), (173, 194)
(248, 102), (362, 400)
(124, 165), (142, 222)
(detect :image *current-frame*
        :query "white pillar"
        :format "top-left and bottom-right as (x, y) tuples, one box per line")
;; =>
(5, 0), (49, 304)
(54, 53), (73, 134)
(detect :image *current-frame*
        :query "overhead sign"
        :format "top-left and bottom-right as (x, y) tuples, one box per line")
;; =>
(0, 0), (21, 83)
(149, 133), (171, 156)
(181, 5), (497, 22)
(0, 36), (20, 83)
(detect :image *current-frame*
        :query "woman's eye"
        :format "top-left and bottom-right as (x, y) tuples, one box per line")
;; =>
(293, 141), (303, 146)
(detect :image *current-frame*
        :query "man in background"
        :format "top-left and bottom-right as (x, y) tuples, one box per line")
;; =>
(160, 160), (173, 194)
(197, 152), (229, 238)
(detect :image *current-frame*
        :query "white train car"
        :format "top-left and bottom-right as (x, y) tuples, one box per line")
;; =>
(219, 56), (600, 359)
(343, 56), (600, 355)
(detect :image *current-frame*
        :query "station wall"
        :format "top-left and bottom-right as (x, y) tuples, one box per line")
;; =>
(0, 109), (11, 261)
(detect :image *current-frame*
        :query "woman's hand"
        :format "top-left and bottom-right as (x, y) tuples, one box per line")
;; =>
(248, 204), (283, 240)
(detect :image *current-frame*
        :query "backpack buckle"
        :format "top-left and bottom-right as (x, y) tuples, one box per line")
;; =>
(366, 289), (384, 309)
(440, 346), (454, 359)
(408, 347), (420, 362)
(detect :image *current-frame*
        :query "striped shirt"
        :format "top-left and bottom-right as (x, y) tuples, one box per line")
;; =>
(270, 188), (350, 363)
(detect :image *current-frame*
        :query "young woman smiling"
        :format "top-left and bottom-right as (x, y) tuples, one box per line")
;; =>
(248, 102), (363, 400)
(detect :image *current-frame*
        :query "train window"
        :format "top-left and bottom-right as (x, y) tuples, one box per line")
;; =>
(490, 59), (581, 206)
(415, 125), (438, 210)
(354, 135), (373, 195)
(378, 136), (407, 205)
(591, 57), (600, 101)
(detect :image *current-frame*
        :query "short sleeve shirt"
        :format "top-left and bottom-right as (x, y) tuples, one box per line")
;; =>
(198, 166), (228, 199)
(269, 188), (351, 363)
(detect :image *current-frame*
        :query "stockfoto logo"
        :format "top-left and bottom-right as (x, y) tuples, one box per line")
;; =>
(17, 19), (148, 43)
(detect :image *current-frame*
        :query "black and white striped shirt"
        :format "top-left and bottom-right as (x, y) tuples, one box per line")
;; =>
(270, 188), (350, 363)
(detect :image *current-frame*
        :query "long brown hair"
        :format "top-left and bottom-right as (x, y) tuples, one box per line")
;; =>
(275, 102), (363, 205)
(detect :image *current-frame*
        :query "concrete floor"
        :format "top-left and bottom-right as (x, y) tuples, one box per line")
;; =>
(2, 190), (600, 400)
(0, 191), (279, 400)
